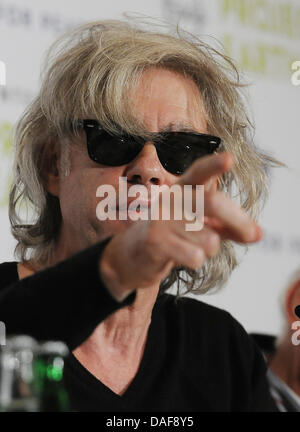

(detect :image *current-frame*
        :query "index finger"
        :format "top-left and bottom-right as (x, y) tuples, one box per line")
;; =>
(176, 152), (234, 186)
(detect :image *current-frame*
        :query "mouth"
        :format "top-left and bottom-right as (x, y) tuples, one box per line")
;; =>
(117, 199), (152, 212)
(118, 205), (149, 215)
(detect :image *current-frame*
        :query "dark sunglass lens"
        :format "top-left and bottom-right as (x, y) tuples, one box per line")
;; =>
(87, 130), (143, 166)
(156, 132), (220, 175)
(156, 145), (191, 175)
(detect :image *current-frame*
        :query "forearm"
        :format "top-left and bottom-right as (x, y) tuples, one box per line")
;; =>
(0, 237), (136, 350)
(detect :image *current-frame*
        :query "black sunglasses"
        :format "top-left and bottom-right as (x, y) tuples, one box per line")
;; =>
(76, 119), (221, 175)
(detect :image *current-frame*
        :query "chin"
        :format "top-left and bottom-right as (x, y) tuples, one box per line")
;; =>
(93, 219), (132, 242)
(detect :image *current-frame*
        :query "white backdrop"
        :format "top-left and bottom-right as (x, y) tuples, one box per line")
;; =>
(0, 0), (300, 336)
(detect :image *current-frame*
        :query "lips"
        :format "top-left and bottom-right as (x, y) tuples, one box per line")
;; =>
(117, 198), (152, 212)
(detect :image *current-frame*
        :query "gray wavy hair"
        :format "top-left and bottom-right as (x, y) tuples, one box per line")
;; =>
(9, 18), (281, 295)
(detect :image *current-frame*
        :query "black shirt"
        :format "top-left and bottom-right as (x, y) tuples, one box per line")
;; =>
(0, 239), (277, 411)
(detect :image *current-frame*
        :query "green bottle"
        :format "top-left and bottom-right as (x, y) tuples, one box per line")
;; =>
(0, 335), (38, 412)
(33, 341), (70, 412)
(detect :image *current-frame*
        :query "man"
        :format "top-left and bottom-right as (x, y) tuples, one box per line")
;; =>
(0, 19), (278, 411)
(252, 271), (300, 411)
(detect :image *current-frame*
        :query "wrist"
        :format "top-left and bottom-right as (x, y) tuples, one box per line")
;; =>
(99, 246), (134, 303)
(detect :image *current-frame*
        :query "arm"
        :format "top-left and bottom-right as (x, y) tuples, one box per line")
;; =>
(0, 237), (136, 351)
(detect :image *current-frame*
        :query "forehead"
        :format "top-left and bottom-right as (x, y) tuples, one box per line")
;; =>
(131, 67), (207, 133)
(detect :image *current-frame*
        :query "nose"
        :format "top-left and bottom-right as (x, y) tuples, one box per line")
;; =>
(123, 142), (167, 187)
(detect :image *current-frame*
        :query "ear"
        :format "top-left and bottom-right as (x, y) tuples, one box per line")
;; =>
(40, 141), (61, 197)
(285, 279), (300, 325)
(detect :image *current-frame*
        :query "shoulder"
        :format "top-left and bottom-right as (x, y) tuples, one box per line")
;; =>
(157, 293), (260, 361)
(0, 262), (18, 289)
(157, 294), (274, 411)
(158, 293), (241, 332)
(250, 333), (277, 355)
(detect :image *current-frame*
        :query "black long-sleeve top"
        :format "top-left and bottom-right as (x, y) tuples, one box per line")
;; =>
(0, 238), (277, 411)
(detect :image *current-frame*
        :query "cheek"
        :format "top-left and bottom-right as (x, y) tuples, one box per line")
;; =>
(59, 167), (122, 223)
(59, 176), (93, 224)
(166, 172), (181, 186)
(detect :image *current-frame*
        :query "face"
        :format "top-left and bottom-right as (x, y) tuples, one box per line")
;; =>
(49, 68), (208, 254)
